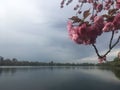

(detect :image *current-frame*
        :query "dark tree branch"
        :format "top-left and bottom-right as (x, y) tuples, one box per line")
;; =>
(111, 35), (120, 48)
(92, 44), (101, 58)
(109, 31), (114, 49)
(92, 34), (120, 60)
(104, 35), (120, 56)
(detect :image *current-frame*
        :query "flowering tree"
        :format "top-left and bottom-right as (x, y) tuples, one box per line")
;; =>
(60, 0), (120, 63)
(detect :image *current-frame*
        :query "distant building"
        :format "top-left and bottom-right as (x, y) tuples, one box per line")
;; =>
(118, 52), (120, 59)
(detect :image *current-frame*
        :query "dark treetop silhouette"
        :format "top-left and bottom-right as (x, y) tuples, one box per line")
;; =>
(60, 0), (120, 63)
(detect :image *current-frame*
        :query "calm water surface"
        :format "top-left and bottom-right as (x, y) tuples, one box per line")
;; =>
(0, 66), (120, 90)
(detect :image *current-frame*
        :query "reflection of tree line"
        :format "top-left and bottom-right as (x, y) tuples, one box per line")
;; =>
(0, 68), (16, 75)
(96, 56), (120, 80)
(0, 66), (120, 80)
(97, 66), (120, 80)
(112, 68), (120, 80)
(0, 66), (96, 76)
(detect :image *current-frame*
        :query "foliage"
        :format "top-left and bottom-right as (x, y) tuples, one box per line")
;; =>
(60, 0), (120, 63)
(97, 57), (120, 66)
(111, 57), (120, 66)
(0, 56), (95, 66)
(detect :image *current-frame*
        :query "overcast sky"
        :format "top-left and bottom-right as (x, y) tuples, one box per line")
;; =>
(0, 0), (119, 63)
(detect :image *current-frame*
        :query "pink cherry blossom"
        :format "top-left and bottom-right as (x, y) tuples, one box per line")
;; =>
(68, 26), (79, 41)
(116, 0), (120, 9)
(78, 23), (87, 36)
(87, 0), (93, 3)
(62, 0), (120, 62)
(94, 16), (104, 24)
(102, 22), (114, 32)
(117, 0), (120, 2)
(113, 13), (120, 30)
(96, 4), (103, 12)
(67, 21), (72, 31)
(67, 22), (103, 45)
(93, 16), (104, 35)
(98, 56), (106, 63)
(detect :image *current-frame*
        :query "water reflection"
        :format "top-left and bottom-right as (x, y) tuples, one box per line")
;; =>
(0, 66), (120, 80)
(112, 68), (120, 80)
(0, 68), (16, 75)
(97, 66), (120, 80)
(0, 66), (120, 90)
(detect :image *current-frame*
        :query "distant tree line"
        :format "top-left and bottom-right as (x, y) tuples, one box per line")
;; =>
(97, 56), (120, 67)
(0, 56), (96, 66)
(0, 55), (120, 66)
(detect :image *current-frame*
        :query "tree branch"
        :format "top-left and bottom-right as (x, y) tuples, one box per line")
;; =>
(104, 35), (120, 56)
(111, 35), (120, 48)
(92, 44), (101, 58)
(109, 31), (114, 49)
(92, 34), (120, 59)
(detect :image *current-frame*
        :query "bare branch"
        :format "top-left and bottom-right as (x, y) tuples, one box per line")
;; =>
(104, 35), (120, 56)
(92, 35), (120, 59)
(92, 44), (101, 58)
(109, 31), (114, 49)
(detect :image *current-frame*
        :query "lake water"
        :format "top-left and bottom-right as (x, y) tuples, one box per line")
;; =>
(0, 66), (120, 90)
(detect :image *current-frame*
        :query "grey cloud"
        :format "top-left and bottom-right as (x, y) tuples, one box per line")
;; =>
(0, 0), (119, 63)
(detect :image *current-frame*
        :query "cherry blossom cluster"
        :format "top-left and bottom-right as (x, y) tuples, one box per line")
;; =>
(61, 0), (120, 63)
(67, 16), (104, 45)
(103, 13), (120, 32)
(61, 0), (120, 44)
